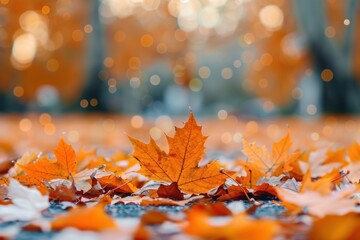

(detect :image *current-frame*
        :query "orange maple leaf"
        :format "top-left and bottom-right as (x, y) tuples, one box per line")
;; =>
(16, 138), (76, 187)
(242, 132), (301, 182)
(16, 139), (136, 194)
(129, 113), (228, 194)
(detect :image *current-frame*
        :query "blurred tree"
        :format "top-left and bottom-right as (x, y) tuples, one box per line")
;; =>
(75, 0), (107, 112)
(1, 0), (359, 115)
(240, 0), (309, 108)
(0, 0), (90, 112)
(295, 0), (360, 113)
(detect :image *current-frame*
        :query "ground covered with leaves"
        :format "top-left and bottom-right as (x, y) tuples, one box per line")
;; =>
(0, 113), (360, 239)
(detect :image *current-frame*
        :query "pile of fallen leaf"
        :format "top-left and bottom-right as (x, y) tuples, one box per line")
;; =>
(0, 113), (360, 239)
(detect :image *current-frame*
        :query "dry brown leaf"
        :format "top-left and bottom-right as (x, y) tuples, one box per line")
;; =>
(157, 182), (184, 200)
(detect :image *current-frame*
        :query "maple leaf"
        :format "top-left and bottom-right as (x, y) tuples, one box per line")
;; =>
(129, 113), (228, 194)
(14, 139), (134, 194)
(16, 138), (76, 187)
(0, 179), (49, 222)
(241, 132), (301, 182)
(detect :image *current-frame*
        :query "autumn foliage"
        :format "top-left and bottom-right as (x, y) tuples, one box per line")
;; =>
(0, 113), (360, 239)
(130, 113), (228, 196)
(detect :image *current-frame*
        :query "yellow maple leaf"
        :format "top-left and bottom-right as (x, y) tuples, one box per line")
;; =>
(242, 132), (301, 181)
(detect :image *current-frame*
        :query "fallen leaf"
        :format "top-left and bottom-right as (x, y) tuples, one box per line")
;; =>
(236, 164), (263, 188)
(0, 179), (49, 222)
(140, 210), (169, 225)
(48, 181), (77, 202)
(217, 184), (250, 201)
(184, 210), (278, 240)
(185, 202), (232, 216)
(279, 178), (301, 192)
(133, 224), (151, 240)
(257, 175), (285, 186)
(15, 139), (134, 195)
(97, 175), (137, 194)
(0, 156), (14, 174)
(16, 139), (76, 189)
(275, 185), (359, 217)
(299, 148), (343, 178)
(309, 213), (360, 240)
(111, 195), (143, 205)
(344, 142), (360, 183)
(157, 182), (184, 200)
(242, 132), (300, 182)
(299, 169), (339, 195)
(253, 183), (277, 199)
(348, 141), (360, 162)
(51, 205), (117, 231)
(130, 113), (228, 195)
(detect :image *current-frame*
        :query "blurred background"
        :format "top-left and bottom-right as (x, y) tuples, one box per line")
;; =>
(1, 0), (360, 161)
(0, 0), (360, 118)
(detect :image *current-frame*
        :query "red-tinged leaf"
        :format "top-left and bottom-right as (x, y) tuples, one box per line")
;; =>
(48, 182), (77, 202)
(185, 202), (232, 217)
(97, 175), (137, 194)
(217, 185), (250, 201)
(157, 182), (184, 200)
(253, 183), (277, 199)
